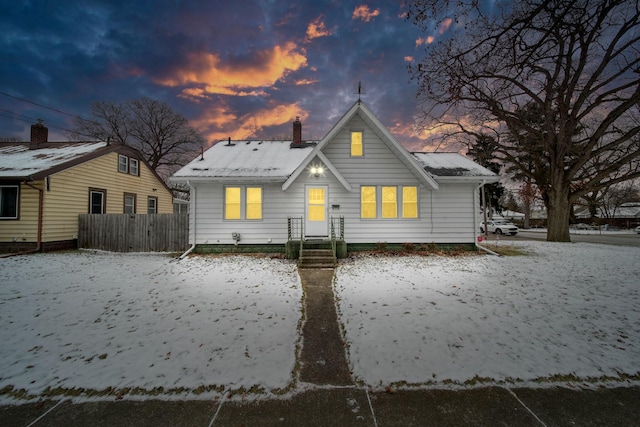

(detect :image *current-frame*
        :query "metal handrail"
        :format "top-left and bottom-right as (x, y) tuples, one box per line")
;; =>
(330, 216), (344, 262)
(287, 216), (305, 259)
(299, 218), (304, 259)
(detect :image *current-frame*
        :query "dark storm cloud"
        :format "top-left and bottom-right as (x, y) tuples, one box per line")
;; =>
(1, 0), (438, 149)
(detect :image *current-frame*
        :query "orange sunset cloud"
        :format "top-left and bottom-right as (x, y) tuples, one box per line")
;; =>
(156, 42), (307, 97)
(306, 16), (332, 40)
(294, 78), (319, 85)
(415, 36), (435, 46)
(193, 102), (309, 143)
(439, 17), (453, 34)
(352, 5), (380, 22)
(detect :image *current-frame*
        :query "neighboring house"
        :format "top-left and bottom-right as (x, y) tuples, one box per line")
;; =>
(171, 101), (499, 254)
(173, 198), (189, 214)
(0, 122), (173, 252)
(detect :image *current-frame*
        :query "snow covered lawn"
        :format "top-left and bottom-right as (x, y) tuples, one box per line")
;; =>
(1, 242), (639, 402)
(0, 252), (302, 400)
(335, 242), (640, 388)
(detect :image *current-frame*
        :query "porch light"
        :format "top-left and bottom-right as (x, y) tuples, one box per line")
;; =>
(310, 166), (324, 177)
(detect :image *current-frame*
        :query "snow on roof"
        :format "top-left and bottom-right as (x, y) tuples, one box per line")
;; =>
(411, 152), (497, 178)
(0, 142), (108, 178)
(172, 140), (317, 180)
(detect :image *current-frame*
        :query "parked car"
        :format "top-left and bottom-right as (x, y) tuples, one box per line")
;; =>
(574, 223), (593, 230)
(635, 226), (640, 234)
(480, 219), (519, 235)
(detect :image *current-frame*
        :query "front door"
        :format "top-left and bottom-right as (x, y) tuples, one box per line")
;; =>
(305, 185), (328, 238)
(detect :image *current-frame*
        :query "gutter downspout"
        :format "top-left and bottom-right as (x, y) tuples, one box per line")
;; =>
(25, 180), (44, 253)
(475, 180), (499, 256)
(178, 180), (196, 260)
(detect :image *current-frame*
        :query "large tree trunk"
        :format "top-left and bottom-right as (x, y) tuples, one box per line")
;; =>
(523, 197), (531, 229)
(546, 185), (571, 242)
(522, 179), (532, 229)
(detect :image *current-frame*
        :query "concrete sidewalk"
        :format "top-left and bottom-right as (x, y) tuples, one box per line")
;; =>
(2, 385), (639, 426)
(2, 266), (640, 425)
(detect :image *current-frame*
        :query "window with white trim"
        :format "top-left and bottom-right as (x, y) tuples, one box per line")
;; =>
(402, 186), (418, 218)
(118, 154), (140, 176)
(351, 131), (363, 157)
(118, 154), (129, 173)
(360, 185), (419, 219)
(360, 186), (376, 218)
(381, 186), (397, 218)
(129, 158), (139, 176)
(225, 186), (262, 220)
(0, 185), (19, 219)
(147, 196), (158, 214)
(89, 188), (106, 214)
(124, 193), (136, 214)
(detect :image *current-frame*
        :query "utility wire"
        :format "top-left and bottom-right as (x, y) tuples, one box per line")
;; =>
(0, 90), (88, 121)
(0, 91), (104, 140)
(0, 109), (100, 141)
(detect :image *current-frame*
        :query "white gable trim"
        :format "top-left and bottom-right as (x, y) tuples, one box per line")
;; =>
(283, 104), (359, 190)
(283, 101), (439, 191)
(282, 152), (352, 191)
(433, 176), (502, 184)
(356, 102), (439, 190)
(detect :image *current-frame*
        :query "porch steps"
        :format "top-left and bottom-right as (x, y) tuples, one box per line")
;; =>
(299, 247), (336, 269)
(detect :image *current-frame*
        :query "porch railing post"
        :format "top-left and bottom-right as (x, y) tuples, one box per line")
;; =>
(299, 216), (304, 259)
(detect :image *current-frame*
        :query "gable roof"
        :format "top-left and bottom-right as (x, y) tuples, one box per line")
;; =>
(0, 141), (172, 192)
(411, 152), (501, 183)
(170, 101), (499, 188)
(0, 141), (109, 180)
(171, 139), (316, 182)
(282, 101), (440, 191)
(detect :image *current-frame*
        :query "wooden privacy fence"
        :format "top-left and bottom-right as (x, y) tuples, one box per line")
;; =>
(78, 214), (189, 252)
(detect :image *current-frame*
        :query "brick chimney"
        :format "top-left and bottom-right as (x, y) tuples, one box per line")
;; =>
(291, 116), (302, 148)
(30, 119), (48, 149)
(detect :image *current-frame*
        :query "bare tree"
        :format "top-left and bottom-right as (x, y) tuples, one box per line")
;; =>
(72, 97), (204, 179)
(407, 0), (640, 241)
(0, 136), (20, 142)
(598, 181), (640, 218)
(466, 134), (506, 217)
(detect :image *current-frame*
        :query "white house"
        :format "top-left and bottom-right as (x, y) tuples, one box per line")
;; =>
(171, 101), (499, 256)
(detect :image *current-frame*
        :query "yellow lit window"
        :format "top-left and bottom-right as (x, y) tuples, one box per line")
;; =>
(361, 186), (376, 218)
(402, 186), (418, 218)
(225, 187), (241, 219)
(246, 187), (262, 219)
(382, 186), (397, 218)
(308, 188), (325, 221)
(351, 131), (363, 157)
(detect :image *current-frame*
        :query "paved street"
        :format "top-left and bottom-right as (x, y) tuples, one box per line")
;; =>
(512, 230), (640, 247)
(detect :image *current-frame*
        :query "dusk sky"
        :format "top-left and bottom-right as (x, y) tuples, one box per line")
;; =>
(0, 1), (458, 151)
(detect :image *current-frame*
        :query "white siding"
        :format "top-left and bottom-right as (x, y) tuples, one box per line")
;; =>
(188, 112), (482, 245)
(190, 181), (307, 245)
(320, 113), (479, 243)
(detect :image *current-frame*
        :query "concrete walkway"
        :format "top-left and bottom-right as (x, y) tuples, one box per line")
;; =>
(2, 265), (640, 426)
(298, 267), (352, 386)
